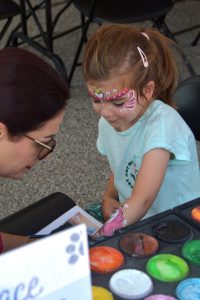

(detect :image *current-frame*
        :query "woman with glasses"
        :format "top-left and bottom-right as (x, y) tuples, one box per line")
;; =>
(0, 47), (69, 252)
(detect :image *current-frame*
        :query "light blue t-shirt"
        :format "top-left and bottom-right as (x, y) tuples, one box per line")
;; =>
(97, 100), (200, 218)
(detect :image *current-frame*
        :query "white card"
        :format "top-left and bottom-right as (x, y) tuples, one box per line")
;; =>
(37, 205), (102, 236)
(0, 224), (92, 300)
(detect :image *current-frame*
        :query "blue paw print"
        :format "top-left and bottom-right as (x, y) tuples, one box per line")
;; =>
(66, 231), (84, 265)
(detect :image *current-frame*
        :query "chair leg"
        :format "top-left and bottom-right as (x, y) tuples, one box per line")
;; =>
(192, 31), (200, 46)
(154, 18), (196, 77)
(68, 17), (91, 84)
(68, 0), (98, 85)
(19, 0), (28, 36)
(10, 32), (68, 83)
(0, 18), (13, 41)
(45, 0), (53, 52)
(5, 0), (45, 47)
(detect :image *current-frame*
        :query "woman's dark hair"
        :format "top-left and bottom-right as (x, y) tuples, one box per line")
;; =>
(0, 47), (69, 136)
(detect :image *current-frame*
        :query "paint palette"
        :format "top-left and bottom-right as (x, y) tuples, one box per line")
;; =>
(90, 210), (200, 299)
(174, 197), (200, 231)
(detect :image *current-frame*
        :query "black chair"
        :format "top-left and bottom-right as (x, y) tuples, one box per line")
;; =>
(68, 0), (172, 83)
(0, 192), (75, 235)
(10, 0), (80, 83)
(192, 30), (200, 46)
(68, 0), (196, 84)
(0, 0), (26, 45)
(172, 75), (200, 141)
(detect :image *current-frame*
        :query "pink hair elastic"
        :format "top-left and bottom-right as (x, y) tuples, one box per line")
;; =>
(141, 32), (150, 41)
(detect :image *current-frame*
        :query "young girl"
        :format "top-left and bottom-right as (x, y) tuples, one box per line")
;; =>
(83, 24), (200, 236)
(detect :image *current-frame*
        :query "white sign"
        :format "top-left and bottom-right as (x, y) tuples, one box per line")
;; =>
(0, 224), (92, 300)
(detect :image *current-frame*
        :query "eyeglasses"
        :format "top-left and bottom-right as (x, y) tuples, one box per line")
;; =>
(24, 135), (56, 160)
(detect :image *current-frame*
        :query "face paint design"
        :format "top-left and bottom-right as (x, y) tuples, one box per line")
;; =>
(94, 87), (104, 99)
(98, 207), (127, 236)
(120, 90), (137, 113)
(88, 87), (129, 102)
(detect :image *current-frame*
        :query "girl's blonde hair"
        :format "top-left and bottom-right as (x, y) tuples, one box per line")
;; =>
(83, 24), (179, 107)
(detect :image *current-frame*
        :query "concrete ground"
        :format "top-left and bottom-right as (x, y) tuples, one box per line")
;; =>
(0, 0), (200, 219)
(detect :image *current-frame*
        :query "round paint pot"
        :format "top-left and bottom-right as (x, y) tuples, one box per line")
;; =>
(119, 232), (159, 258)
(89, 246), (124, 274)
(146, 254), (189, 282)
(182, 239), (200, 266)
(144, 295), (177, 300)
(92, 286), (114, 300)
(109, 269), (153, 299)
(176, 278), (200, 300)
(152, 220), (192, 243)
(191, 206), (200, 223)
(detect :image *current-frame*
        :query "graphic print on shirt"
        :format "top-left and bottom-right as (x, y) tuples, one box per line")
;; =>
(125, 159), (139, 189)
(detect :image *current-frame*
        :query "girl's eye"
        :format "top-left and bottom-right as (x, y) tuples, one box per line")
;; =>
(113, 102), (124, 107)
(92, 98), (101, 104)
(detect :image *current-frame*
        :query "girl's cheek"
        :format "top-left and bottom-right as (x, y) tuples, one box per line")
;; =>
(93, 103), (101, 114)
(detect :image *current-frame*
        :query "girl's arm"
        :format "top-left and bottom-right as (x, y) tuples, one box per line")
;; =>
(98, 148), (170, 236)
(102, 172), (121, 220)
(123, 148), (170, 225)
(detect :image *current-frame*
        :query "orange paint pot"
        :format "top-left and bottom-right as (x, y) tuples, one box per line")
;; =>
(89, 246), (124, 274)
(191, 206), (200, 223)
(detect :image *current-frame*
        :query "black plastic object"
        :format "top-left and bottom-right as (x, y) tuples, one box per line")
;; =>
(69, 0), (175, 83)
(0, 192), (76, 235)
(91, 212), (200, 299)
(152, 220), (192, 243)
(173, 197), (200, 231)
(172, 75), (200, 141)
(0, 0), (21, 41)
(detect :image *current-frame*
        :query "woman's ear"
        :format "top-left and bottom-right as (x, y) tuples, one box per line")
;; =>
(0, 122), (8, 140)
(143, 81), (155, 101)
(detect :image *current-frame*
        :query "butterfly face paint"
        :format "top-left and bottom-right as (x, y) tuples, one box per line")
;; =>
(120, 90), (137, 113)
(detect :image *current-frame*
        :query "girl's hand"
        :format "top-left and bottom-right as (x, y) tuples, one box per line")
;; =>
(102, 197), (121, 221)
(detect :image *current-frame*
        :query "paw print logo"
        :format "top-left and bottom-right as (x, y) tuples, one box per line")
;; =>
(94, 87), (104, 99)
(125, 160), (138, 189)
(66, 231), (84, 265)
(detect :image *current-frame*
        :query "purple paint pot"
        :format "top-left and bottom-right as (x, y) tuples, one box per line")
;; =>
(144, 295), (177, 300)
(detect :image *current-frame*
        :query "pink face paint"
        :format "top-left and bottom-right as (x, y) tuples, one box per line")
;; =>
(99, 207), (126, 236)
(88, 87), (129, 102)
(94, 87), (104, 99)
(120, 90), (137, 113)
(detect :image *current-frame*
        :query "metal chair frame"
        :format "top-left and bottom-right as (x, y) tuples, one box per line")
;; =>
(68, 0), (196, 85)
(0, 0), (27, 45)
(9, 0), (81, 83)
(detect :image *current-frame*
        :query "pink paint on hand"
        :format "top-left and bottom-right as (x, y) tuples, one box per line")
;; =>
(99, 207), (125, 236)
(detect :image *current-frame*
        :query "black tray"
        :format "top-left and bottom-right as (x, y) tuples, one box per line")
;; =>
(90, 211), (200, 299)
(174, 197), (200, 231)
